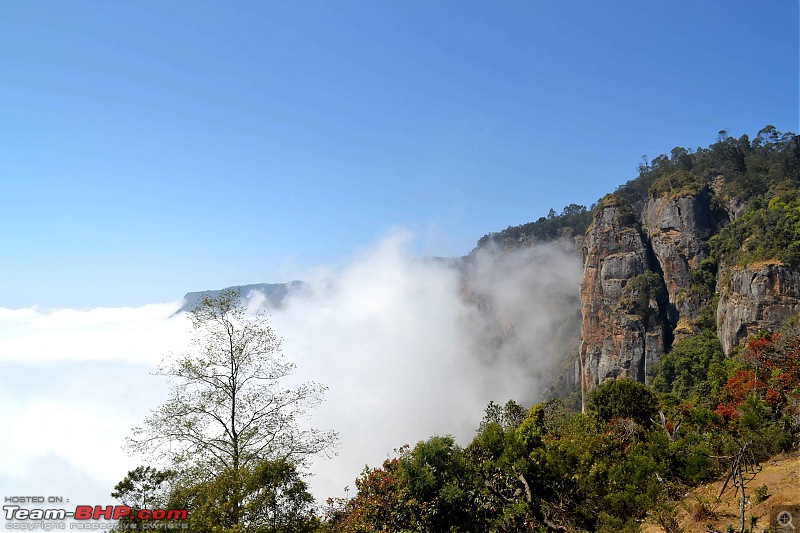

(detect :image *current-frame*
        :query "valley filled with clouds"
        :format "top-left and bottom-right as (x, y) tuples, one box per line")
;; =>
(0, 232), (581, 504)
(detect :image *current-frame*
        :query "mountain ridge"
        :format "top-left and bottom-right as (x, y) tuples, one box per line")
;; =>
(179, 126), (800, 403)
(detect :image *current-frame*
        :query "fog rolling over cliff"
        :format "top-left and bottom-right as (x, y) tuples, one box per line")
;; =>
(458, 240), (583, 399)
(180, 232), (583, 500)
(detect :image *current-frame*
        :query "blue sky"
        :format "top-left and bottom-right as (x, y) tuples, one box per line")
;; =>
(0, 0), (798, 513)
(1, 1), (797, 309)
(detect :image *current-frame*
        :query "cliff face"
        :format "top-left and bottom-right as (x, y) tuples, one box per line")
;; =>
(580, 198), (667, 388)
(477, 127), (800, 396)
(578, 190), (800, 387)
(641, 190), (717, 324)
(716, 263), (800, 354)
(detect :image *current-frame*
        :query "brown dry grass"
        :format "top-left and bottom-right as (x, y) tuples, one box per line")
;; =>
(641, 451), (800, 533)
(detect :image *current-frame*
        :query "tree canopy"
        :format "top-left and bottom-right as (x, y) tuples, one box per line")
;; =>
(122, 290), (336, 532)
(475, 203), (593, 251)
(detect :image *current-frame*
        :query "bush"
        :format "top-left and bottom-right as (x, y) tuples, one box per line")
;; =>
(653, 330), (725, 400)
(622, 271), (665, 319)
(711, 192), (800, 267)
(588, 379), (660, 428)
(649, 169), (705, 198)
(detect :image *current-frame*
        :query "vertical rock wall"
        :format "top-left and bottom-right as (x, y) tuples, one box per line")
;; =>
(578, 191), (800, 387)
(641, 190), (717, 325)
(716, 263), (800, 354)
(579, 197), (666, 390)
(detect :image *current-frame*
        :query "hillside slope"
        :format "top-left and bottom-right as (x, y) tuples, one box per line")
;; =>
(480, 126), (800, 399)
(642, 451), (800, 533)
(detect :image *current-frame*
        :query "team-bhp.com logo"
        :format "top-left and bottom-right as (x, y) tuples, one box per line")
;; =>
(4, 500), (187, 530)
(5, 506), (187, 520)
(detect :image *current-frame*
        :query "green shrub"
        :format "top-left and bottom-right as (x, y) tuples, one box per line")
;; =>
(653, 330), (725, 400)
(649, 169), (706, 198)
(588, 379), (660, 428)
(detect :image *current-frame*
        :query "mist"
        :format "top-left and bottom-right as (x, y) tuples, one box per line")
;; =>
(253, 231), (583, 500)
(0, 231), (582, 507)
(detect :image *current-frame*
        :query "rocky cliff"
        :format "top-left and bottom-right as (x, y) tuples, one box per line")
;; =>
(175, 281), (303, 315)
(579, 196), (667, 389)
(641, 189), (718, 325)
(716, 263), (800, 354)
(577, 187), (800, 389)
(477, 127), (800, 397)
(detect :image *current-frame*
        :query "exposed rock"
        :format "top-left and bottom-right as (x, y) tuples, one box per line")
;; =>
(641, 189), (717, 322)
(717, 263), (800, 354)
(725, 197), (747, 221)
(580, 197), (666, 390)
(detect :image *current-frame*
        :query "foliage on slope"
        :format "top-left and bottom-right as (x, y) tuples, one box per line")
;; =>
(327, 127), (800, 531)
(322, 313), (800, 532)
(616, 126), (799, 208)
(475, 203), (593, 250)
(711, 190), (800, 267)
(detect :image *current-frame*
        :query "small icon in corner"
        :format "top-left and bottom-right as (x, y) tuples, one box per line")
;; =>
(771, 504), (799, 532)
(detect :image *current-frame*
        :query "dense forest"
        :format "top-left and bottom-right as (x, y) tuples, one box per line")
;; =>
(479, 125), (800, 264)
(112, 126), (800, 532)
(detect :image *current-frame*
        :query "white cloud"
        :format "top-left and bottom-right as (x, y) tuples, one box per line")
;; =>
(0, 360), (170, 506)
(0, 231), (582, 508)
(268, 232), (582, 500)
(0, 303), (185, 506)
(0, 303), (190, 365)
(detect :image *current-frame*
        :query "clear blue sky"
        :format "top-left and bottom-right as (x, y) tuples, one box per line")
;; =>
(1, 1), (797, 308)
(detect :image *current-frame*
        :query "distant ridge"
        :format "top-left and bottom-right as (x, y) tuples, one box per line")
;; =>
(174, 257), (465, 316)
(174, 281), (303, 315)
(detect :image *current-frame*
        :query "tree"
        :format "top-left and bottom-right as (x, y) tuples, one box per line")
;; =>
(397, 435), (476, 532)
(126, 289), (337, 529)
(111, 466), (177, 531)
(588, 378), (659, 428)
(168, 459), (318, 533)
(718, 441), (761, 533)
(652, 329), (725, 400)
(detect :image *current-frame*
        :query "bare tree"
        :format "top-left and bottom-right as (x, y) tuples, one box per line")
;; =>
(126, 289), (337, 525)
(718, 441), (761, 533)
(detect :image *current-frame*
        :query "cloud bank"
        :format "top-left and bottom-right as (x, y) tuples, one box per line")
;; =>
(0, 231), (582, 506)
(257, 231), (582, 499)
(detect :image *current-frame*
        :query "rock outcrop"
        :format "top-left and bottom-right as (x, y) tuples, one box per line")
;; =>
(564, 189), (800, 389)
(716, 263), (800, 354)
(580, 197), (667, 389)
(641, 189), (717, 323)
